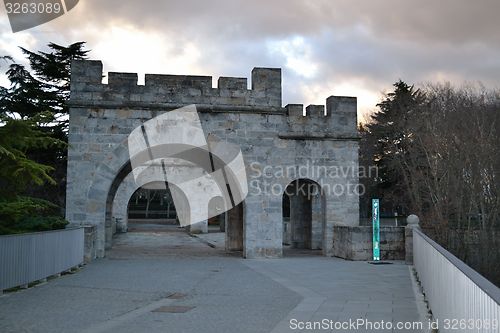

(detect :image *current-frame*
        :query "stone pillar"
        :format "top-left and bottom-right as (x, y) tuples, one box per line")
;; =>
(83, 225), (97, 263)
(190, 220), (208, 234)
(105, 217), (113, 250)
(115, 217), (127, 233)
(243, 193), (282, 258)
(219, 214), (225, 232)
(405, 214), (420, 264)
(226, 203), (243, 251)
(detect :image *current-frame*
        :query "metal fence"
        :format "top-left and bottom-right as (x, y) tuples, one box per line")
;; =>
(414, 228), (500, 332)
(0, 228), (84, 291)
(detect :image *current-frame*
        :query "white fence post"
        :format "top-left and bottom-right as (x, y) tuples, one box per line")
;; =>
(405, 214), (420, 264)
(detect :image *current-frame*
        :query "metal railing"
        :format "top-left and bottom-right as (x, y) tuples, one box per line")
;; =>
(0, 228), (84, 291)
(414, 228), (500, 332)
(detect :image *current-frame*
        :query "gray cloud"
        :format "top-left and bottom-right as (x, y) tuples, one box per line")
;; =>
(1, 0), (500, 114)
(71, 0), (500, 44)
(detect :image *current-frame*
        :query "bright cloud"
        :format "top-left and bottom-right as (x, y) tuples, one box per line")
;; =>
(87, 25), (203, 83)
(268, 36), (318, 79)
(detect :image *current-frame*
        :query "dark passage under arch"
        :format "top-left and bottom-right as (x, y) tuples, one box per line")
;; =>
(282, 179), (324, 254)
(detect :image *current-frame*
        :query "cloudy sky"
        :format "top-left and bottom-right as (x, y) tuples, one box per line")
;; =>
(1, 0), (500, 118)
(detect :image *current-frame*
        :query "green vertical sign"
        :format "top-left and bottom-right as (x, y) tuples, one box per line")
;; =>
(372, 199), (380, 261)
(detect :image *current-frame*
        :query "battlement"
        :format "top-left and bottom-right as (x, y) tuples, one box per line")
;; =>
(70, 60), (281, 109)
(70, 60), (358, 139)
(283, 96), (358, 138)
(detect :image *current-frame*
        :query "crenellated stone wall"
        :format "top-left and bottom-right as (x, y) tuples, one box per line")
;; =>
(66, 60), (360, 259)
(70, 60), (281, 109)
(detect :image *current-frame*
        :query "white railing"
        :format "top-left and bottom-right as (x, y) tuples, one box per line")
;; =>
(0, 228), (84, 291)
(414, 228), (500, 332)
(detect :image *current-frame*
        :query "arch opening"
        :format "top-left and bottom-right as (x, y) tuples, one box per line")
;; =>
(127, 182), (179, 231)
(97, 136), (246, 257)
(104, 164), (244, 257)
(282, 179), (325, 256)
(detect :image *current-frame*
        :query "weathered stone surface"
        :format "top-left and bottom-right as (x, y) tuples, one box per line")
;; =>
(405, 214), (420, 264)
(83, 225), (97, 263)
(333, 225), (405, 260)
(225, 203), (244, 251)
(66, 60), (360, 259)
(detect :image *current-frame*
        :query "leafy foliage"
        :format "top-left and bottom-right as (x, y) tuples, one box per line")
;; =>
(16, 215), (68, 233)
(0, 196), (67, 235)
(0, 42), (87, 234)
(1, 42), (88, 130)
(0, 116), (65, 198)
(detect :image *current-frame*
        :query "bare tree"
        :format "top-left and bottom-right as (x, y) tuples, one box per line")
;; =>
(364, 82), (500, 285)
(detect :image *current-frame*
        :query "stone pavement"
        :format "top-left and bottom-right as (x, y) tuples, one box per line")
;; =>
(0, 226), (427, 333)
(244, 259), (428, 333)
(191, 225), (226, 249)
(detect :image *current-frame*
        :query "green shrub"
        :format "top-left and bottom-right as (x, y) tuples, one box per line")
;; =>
(16, 215), (68, 232)
(0, 196), (68, 235)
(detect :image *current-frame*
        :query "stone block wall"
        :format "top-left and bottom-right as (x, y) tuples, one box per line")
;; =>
(66, 60), (360, 259)
(83, 225), (97, 263)
(332, 225), (406, 260)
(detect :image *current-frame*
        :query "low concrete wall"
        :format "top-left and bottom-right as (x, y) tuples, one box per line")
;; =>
(333, 225), (405, 260)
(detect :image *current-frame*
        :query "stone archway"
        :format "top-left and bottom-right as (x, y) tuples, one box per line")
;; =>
(106, 160), (210, 248)
(111, 171), (141, 235)
(78, 137), (246, 256)
(111, 175), (184, 237)
(77, 140), (132, 257)
(282, 179), (325, 253)
(67, 60), (360, 260)
(111, 166), (191, 236)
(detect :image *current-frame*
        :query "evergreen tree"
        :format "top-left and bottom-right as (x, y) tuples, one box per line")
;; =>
(3, 42), (88, 129)
(0, 42), (89, 207)
(364, 80), (426, 215)
(0, 43), (88, 234)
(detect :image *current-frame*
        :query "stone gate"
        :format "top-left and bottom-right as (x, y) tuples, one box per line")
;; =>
(66, 60), (360, 259)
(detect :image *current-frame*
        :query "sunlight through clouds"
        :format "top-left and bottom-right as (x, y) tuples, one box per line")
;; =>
(86, 25), (203, 83)
(267, 36), (318, 79)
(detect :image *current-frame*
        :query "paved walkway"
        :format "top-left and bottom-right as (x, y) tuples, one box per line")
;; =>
(0, 225), (427, 333)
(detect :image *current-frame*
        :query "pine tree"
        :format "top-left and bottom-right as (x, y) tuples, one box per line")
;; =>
(0, 43), (89, 234)
(0, 42), (89, 206)
(365, 80), (426, 215)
